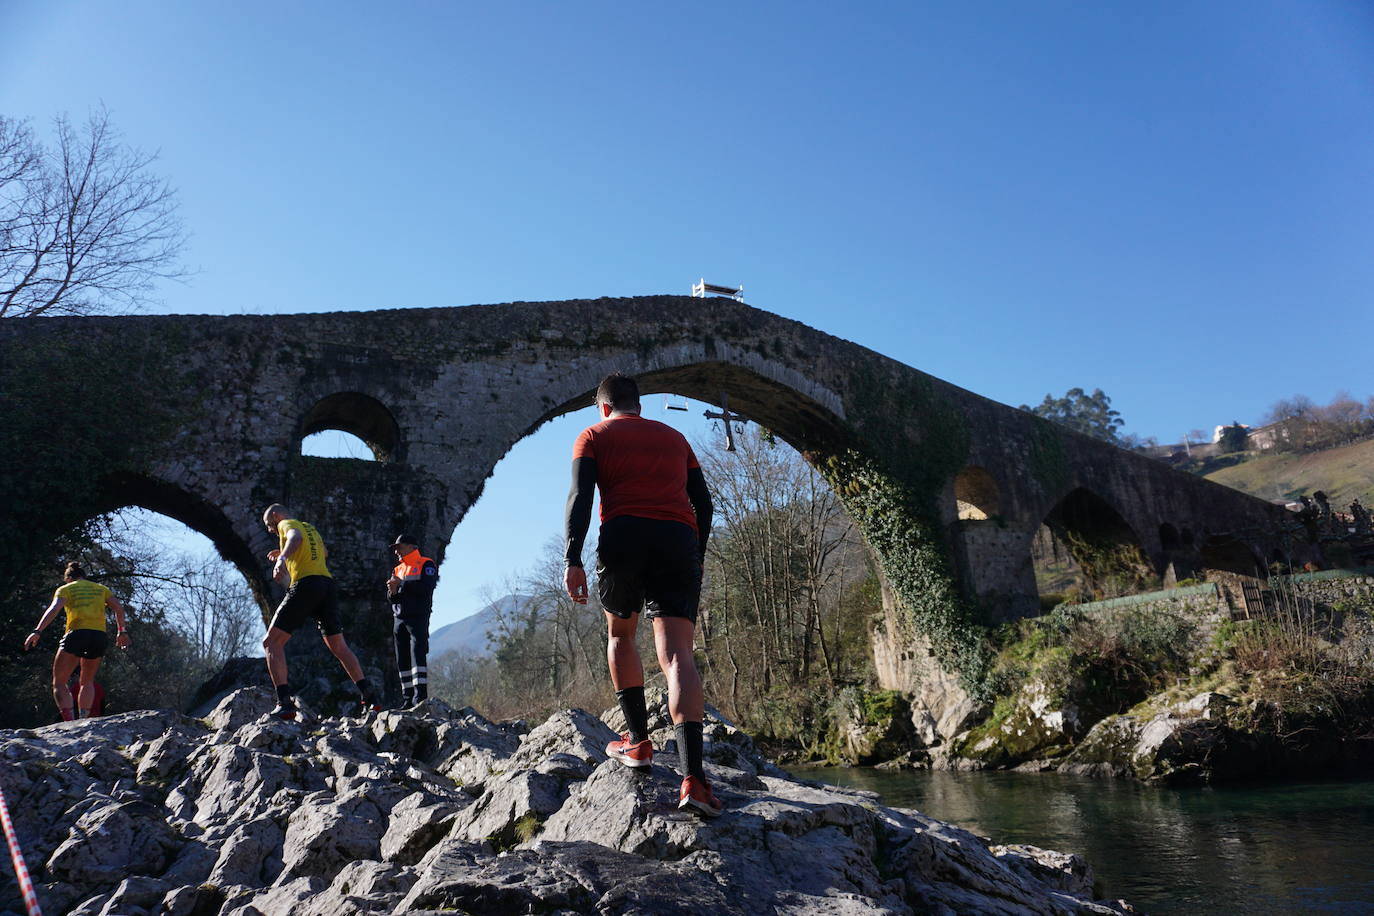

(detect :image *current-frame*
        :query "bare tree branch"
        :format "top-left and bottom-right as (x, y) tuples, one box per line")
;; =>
(0, 107), (187, 319)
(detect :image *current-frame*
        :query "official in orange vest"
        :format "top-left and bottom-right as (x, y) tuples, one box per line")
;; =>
(387, 534), (439, 705)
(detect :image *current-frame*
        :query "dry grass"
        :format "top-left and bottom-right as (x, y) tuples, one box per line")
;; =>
(1205, 437), (1374, 508)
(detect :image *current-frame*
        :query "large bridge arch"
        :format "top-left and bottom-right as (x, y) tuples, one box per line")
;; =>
(58, 471), (270, 616)
(0, 295), (1309, 699)
(1037, 486), (1157, 600)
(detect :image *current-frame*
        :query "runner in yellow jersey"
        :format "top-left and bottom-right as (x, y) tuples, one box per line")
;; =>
(261, 503), (379, 719)
(23, 561), (130, 721)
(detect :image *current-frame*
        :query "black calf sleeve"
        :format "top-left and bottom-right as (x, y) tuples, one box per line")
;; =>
(354, 677), (376, 703)
(616, 686), (650, 744)
(675, 721), (705, 780)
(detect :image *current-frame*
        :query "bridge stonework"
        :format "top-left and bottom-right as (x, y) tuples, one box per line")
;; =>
(0, 296), (1309, 698)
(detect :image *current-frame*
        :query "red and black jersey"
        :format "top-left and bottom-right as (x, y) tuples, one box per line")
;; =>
(572, 414), (701, 532)
(565, 413), (713, 568)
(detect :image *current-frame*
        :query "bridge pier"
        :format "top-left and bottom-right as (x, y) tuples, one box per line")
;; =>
(274, 457), (455, 707)
(947, 521), (1040, 622)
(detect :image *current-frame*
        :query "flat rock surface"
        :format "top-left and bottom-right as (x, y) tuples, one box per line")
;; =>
(0, 689), (1134, 915)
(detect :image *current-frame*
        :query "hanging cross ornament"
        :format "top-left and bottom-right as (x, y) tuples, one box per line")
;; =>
(702, 392), (748, 452)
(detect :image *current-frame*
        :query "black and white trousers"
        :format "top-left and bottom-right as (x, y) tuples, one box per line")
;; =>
(393, 613), (431, 703)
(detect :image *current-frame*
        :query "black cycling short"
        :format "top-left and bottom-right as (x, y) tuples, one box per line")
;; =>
(58, 629), (109, 660)
(595, 515), (702, 622)
(269, 575), (343, 636)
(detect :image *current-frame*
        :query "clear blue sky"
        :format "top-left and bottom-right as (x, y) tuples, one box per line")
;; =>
(6, 2), (1374, 625)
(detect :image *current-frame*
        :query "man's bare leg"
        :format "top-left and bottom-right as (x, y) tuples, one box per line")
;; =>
(653, 616), (703, 724)
(323, 633), (364, 681)
(263, 627), (298, 718)
(264, 628), (292, 686)
(324, 633), (378, 709)
(606, 611), (643, 689)
(606, 611), (653, 759)
(654, 615), (720, 815)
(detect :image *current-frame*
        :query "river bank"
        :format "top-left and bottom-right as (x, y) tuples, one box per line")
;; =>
(794, 765), (1374, 915)
(823, 572), (1374, 785)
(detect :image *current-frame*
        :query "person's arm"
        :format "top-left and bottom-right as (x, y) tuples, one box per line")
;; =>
(107, 593), (130, 650)
(686, 466), (713, 561)
(273, 528), (302, 583)
(24, 597), (65, 650)
(563, 456), (598, 603)
(564, 457), (597, 567)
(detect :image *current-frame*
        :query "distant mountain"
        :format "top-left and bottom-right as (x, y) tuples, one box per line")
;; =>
(429, 593), (528, 658)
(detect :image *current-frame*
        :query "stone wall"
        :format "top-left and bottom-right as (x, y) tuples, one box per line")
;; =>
(1275, 569), (1374, 612)
(1063, 583), (1229, 644)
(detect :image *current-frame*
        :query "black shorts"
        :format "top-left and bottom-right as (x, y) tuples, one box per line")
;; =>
(596, 516), (702, 622)
(58, 629), (109, 660)
(270, 576), (342, 636)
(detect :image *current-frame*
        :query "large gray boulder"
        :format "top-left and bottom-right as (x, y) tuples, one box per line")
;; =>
(399, 838), (739, 914)
(910, 661), (986, 747)
(431, 706), (522, 789)
(0, 688), (1132, 916)
(1059, 690), (1276, 783)
(279, 788), (387, 881)
(46, 797), (182, 888)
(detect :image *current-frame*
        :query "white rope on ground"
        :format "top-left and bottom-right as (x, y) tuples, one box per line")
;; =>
(0, 782), (42, 916)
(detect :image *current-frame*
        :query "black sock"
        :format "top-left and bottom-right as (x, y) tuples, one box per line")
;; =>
(354, 677), (375, 703)
(616, 686), (650, 744)
(675, 721), (705, 780)
(276, 684), (295, 707)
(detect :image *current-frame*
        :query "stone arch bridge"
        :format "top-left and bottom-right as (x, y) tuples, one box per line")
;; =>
(0, 297), (1307, 694)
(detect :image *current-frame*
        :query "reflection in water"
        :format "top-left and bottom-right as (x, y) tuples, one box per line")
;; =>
(792, 767), (1374, 914)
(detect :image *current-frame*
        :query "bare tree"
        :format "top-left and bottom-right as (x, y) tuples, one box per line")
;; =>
(696, 427), (874, 729)
(471, 538), (614, 719)
(162, 557), (259, 673)
(1, 107), (187, 318)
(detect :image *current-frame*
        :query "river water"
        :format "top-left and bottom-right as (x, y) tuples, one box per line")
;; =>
(792, 766), (1374, 914)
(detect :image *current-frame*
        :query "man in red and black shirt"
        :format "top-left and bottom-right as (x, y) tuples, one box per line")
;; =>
(564, 372), (722, 817)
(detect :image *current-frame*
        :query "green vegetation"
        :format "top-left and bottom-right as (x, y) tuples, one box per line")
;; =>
(818, 364), (990, 700)
(1019, 387), (1125, 443)
(817, 686), (913, 765)
(513, 814), (541, 844)
(989, 606), (1196, 711)
(951, 577), (1374, 776)
(1217, 422), (1249, 454)
(950, 605), (1200, 765)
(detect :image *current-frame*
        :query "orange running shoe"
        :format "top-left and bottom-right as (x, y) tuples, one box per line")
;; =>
(606, 734), (654, 769)
(678, 775), (723, 818)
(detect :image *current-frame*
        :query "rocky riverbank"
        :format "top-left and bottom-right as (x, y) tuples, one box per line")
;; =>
(0, 689), (1136, 915)
(828, 584), (1374, 784)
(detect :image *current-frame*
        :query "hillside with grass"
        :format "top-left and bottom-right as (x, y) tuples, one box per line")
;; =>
(1204, 437), (1374, 509)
